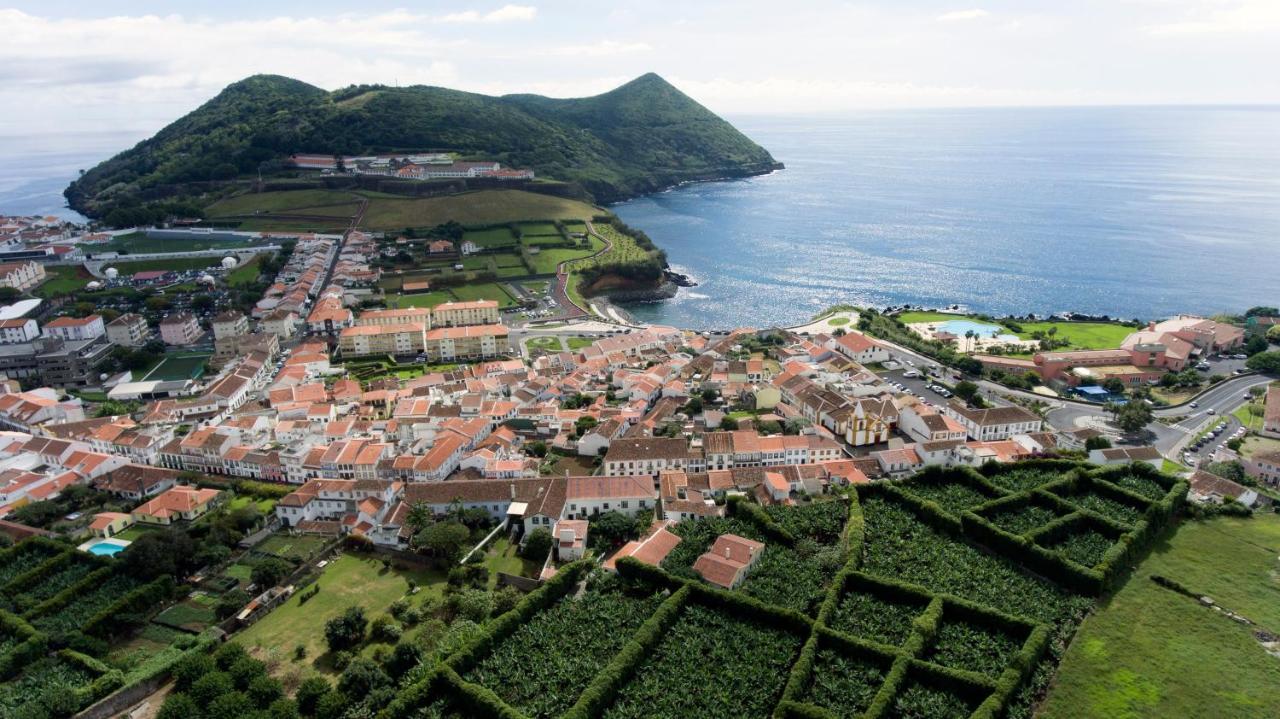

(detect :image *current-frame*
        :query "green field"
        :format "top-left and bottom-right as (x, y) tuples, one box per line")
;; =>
(254, 533), (332, 561)
(518, 222), (560, 236)
(449, 282), (518, 308)
(530, 234), (605, 275)
(896, 311), (965, 324)
(392, 290), (457, 308)
(236, 553), (444, 676)
(1008, 320), (1134, 350)
(895, 311), (1134, 351)
(1040, 514), (1280, 719)
(463, 227), (518, 248)
(206, 189), (359, 217)
(82, 231), (267, 254)
(143, 354), (210, 381)
(359, 190), (598, 230)
(112, 257), (225, 274)
(34, 265), (93, 297)
(567, 337), (595, 350)
(227, 254), (265, 287)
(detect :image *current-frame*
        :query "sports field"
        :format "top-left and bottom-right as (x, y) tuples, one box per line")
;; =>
(142, 354), (210, 381)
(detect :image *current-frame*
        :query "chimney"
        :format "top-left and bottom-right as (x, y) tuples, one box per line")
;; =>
(510, 483), (515, 500)
(724, 545), (731, 559)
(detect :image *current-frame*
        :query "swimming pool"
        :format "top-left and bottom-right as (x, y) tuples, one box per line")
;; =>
(82, 539), (131, 556)
(934, 320), (1021, 343)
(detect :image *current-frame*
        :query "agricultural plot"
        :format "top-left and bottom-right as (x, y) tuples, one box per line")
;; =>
(383, 463), (1187, 719)
(898, 471), (1005, 515)
(601, 601), (805, 719)
(804, 640), (892, 718)
(462, 579), (663, 718)
(828, 574), (931, 646)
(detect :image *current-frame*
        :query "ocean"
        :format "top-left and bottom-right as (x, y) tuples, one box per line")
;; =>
(3, 109), (1278, 331)
(0, 130), (147, 222)
(613, 107), (1280, 329)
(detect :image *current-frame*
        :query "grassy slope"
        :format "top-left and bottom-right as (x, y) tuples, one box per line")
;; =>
(1040, 514), (1280, 719)
(359, 190), (597, 230)
(206, 189), (358, 216)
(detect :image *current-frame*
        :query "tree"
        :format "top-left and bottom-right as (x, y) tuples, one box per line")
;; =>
(416, 521), (470, 561)
(1084, 435), (1112, 451)
(1245, 351), (1280, 373)
(384, 641), (425, 680)
(405, 502), (433, 534)
(94, 399), (138, 417)
(1102, 377), (1126, 395)
(337, 657), (390, 700)
(122, 529), (197, 579)
(522, 528), (553, 561)
(324, 606), (368, 652)
(574, 415), (598, 438)
(1244, 334), (1270, 356)
(527, 440), (548, 457)
(295, 676), (331, 716)
(157, 694), (199, 719)
(953, 380), (980, 402)
(1245, 306), (1279, 317)
(1114, 401), (1154, 434)
(591, 511), (643, 550)
(251, 558), (292, 588)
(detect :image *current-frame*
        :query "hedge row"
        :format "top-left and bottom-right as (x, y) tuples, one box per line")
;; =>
(961, 509), (1109, 594)
(899, 465), (1010, 501)
(840, 487), (866, 565)
(438, 665), (527, 719)
(25, 565), (115, 619)
(59, 648), (126, 712)
(971, 624), (1052, 719)
(443, 559), (589, 675)
(561, 585), (691, 719)
(0, 608), (47, 680)
(778, 628), (898, 719)
(0, 548), (108, 601)
(83, 575), (176, 637)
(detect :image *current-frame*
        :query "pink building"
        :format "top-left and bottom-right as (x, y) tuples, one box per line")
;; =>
(159, 312), (201, 346)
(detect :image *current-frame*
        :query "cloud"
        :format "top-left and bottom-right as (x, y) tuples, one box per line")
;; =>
(547, 40), (653, 57)
(936, 8), (990, 22)
(1142, 1), (1280, 34)
(439, 5), (537, 23)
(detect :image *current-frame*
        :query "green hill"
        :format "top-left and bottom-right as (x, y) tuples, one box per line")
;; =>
(65, 73), (780, 219)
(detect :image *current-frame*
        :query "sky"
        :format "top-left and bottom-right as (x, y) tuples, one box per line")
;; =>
(1, 0), (1278, 135)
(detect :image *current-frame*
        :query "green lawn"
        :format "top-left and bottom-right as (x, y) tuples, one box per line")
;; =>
(462, 227), (518, 248)
(517, 222), (560, 236)
(227, 254), (265, 287)
(392, 291), (457, 308)
(1007, 320), (1134, 350)
(521, 280), (549, 294)
(449, 282), (518, 308)
(1233, 402), (1265, 431)
(254, 533), (332, 562)
(226, 495), (277, 515)
(1040, 514), (1280, 719)
(359, 190), (598, 230)
(566, 337), (595, 351)
(480, 537), (541, 588)
(236, 553), (445, 677)
(525, 336), (563, 353)
(896, 311), (963, 323)
(112, 257), (225, 274)
(34, 265), (92, 297)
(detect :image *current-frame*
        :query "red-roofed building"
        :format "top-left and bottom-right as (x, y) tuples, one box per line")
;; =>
(692, 533), (765, 589)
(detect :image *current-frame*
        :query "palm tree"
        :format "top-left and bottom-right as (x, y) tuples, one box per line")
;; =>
(405, 502), (432, 533)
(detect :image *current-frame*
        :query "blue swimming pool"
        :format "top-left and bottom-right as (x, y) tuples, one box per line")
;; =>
(934, 320), (1021, 343)
(84, 540), (129, 556)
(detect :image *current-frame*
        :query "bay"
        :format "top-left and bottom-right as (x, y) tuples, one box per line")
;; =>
(614, 107), (1280, 329)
